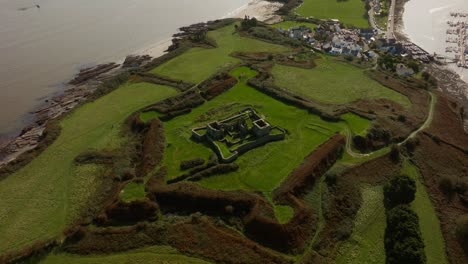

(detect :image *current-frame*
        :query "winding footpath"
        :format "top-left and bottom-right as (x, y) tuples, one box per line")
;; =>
(345, 92), (436, 158)
(398, 92), (436, 146)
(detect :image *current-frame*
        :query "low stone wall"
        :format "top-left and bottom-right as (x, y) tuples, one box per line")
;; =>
(236, 131), (285, 155)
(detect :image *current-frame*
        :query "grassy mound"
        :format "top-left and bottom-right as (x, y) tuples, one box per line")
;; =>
(0, 82), (176, 253)
(272, 57), (411, 108)
(150, 23), (288, 83)
(296, 0), (369, 28)
(144, 67), (370, 196)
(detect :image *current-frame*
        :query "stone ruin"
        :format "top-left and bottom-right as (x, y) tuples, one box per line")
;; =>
(191, 108), (286, 163)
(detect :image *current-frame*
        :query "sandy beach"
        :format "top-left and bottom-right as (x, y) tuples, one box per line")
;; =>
(135, 0), (284, 59)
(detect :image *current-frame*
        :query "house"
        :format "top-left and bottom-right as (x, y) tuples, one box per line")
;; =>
(396, 64), (415, 77)
(330, 47), (343, 55)
(360, 28), (375, 40)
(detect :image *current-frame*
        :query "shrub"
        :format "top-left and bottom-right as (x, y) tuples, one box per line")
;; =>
(389, 145), (400, 163)
(384, 175), (416, 208)
(180, 158), (205, 170)
(456, 214), (468, 253)
(397, 114), (407, 122)
(344, 55), (354, 62)
(438, 175), (457, 195)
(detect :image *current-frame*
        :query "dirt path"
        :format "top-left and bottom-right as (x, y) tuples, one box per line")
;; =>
(398, 92), (436, 146)
(345, 92), (435, 158)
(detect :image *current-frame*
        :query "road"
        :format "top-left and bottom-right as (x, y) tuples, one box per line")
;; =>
(385, 0), (396, 39)
(368, 2), (385, 34)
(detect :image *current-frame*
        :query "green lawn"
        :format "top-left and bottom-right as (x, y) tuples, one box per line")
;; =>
(272, 57), (411, 108)
(336, 185), (386, 264)
(296, 0), (369, 28)
(274, 205), (294, 223)
(150, 67), (370, 195)
(0, 82), (176, 254)
(401, 160), (448, 264)
(150, 23), (288, 83)
(120, 182), (146, 202)
(341, 113), (369, 136)
(40, 245), (210, 264)
(271, 21), (318, 30)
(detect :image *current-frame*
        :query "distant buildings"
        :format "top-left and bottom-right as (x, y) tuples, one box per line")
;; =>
(277, 21), (376, 58)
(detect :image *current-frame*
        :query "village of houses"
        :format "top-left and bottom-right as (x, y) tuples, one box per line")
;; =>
(276, 17), (431, 77)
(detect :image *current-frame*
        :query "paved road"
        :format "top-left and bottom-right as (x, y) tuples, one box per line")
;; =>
(385, 0), (396, 39)
(368, 3), (385, 34)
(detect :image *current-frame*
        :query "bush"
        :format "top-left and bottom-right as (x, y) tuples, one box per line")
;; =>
(456, 214), (468, 253)
(439, 175), (457, 195)
(385, 205), (426, 264)
(389, 145), (400, 163)
(384, 175), (416, 208)
(397, 114), (407, 122)
(344, 55), (354, 62)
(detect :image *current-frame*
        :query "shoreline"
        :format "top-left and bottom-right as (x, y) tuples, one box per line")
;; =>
(0, 0), (284, 166)
(395, 0), (468, 130)
(131, 0), (283, 60)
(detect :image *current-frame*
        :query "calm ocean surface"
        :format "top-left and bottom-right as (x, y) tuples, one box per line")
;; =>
(0, 0), (249, 139)
(402, 0), (468, 81)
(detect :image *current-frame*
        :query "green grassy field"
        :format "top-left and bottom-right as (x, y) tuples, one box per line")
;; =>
(150, 23), (288, 83)
(274, 205), (295, 223)
(296, 0), (369, 28)
(341, 113), (369, 136)
(40, 245), (210, 264)
(272, 57), (411, 108)
(0, 82), (176, 254)
(145, 67), (371, 196)
(120, 182), (146, 202)
(271, 21), (318, 30)
(401, 160), (448, 264)
(336, 185), (386, 264)
(335, 161), (449, 264)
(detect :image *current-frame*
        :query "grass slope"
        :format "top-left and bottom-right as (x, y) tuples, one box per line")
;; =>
(296, 0), (369, 28)
(120, 182), (146, 202)
(40, 246), (210, 264)
(272, 57), (411, 108)
(401, 160), (448, 264)
(154, 67), (370, 195)
(271, 21), (318, 30)
(0, 82), (176, 253)
(336, 185), (386, 264)
(151, 23), (288, 83)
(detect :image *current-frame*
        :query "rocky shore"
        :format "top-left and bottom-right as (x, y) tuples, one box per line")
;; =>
(0, 0), (285, 168)
(395, 0), (468, 131)
(0, 55), (153, 166)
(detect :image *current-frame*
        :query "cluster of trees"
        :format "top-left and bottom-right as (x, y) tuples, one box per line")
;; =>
(240, 16), (257, 30)
(384, 175), (426, 264)
(352, 125), (392, 152)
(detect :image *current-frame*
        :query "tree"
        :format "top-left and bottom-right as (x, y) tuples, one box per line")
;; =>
(384, 175), (416, 208)
(385, 205), (426, 264)
(389, 145), (400, 163)
(407, 61), (420, 73)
